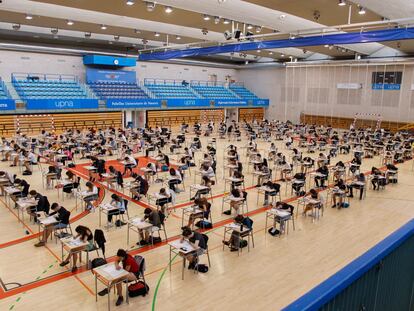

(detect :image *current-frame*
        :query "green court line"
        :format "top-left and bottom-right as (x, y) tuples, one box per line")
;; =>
(151, 254), (179, 311)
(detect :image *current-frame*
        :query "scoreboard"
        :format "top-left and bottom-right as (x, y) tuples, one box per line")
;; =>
(372, 72), (402, 90)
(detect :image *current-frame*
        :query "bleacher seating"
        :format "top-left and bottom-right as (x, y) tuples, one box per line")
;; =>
(88, 82), (149, 99)
(145, 83), (198, 99)
(0, 82), (10, 99)
(13, 79), (88, 100)
(191, 85), (238, 99)
(229, 84), (258, 99)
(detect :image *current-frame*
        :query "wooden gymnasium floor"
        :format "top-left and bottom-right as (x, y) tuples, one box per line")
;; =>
(0, 130), (413, 311)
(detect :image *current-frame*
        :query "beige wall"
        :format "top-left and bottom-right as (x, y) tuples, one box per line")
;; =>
(238, 63), (414, 125)
(0, 50), (237, 83)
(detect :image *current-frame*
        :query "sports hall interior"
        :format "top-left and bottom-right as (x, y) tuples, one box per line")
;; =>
(0, 1), (414, 311)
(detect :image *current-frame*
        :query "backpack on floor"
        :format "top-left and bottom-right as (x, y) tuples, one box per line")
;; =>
(128, 281), (149, 297)
(150, 236), (162, 244)
(268, 227), (280, 236)
(195, 220), (213, 229)
(196, 264), (209, 273)
(239, 239), (248, 248)
(90, 257), (107, 270)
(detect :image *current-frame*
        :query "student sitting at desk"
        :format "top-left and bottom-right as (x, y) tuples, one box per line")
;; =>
(349, 157), (361, 175)
(35, 203), (70, 247)
(222, 215), (253, 252)
(314, 164), (329, 188)
(167, 168), (182, 193)
(60, 225), (94, 272)
(371, 167), (385, 190)
(123, 155), (137, 176)
(181, 226), (207, 270)
(27, 190), (50, 219)
(333, 161), (345, 181)
(22, 150), (37, 175)
(268, 142), (277, 160)
(45, 165), (60, 189)
(0, 170), (15, 184)
(280, 161), (292, 181)
(188, 198), (211, 228)
(262, 181), (281, 206)
(255, 159), (270, 187)
(224, 188), (245, 215)
(200, 163), (215, 180)
(12, 178), (30, 199)
(317, 153), (328, 168)
(84, 182), (99, 211)
(348, 173), (366, 200)
(107, 194), (126, 227)
(144, 162), (157, 181)
(139, 207), (162, 246)
(156, 188), (172, 214)
(332, 179), (348, 209)
(111, 249), (139, 306)
(303, 189), (321, 215)
(62, 171), (79, 194)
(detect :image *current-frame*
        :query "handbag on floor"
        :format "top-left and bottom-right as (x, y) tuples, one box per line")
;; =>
(128, 281), (149, 297)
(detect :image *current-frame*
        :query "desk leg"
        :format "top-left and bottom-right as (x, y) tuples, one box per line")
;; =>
(126, 225), (130, 248)
(99, 210), (102, 227)
(126, 281), (129, 305)
(182, 257), (185, 280)
(95, 274), (98, 302)
(169, 246), (172, 271)
(107, 285), (110, 311)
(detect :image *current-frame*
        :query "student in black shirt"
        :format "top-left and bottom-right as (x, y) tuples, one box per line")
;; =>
(27, 190), (50, 219)
(35, 203), (70, 247)
(181, 226), (207, 270)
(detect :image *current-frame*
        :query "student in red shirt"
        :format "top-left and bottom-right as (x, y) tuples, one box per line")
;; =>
(114, 249), (138, 306)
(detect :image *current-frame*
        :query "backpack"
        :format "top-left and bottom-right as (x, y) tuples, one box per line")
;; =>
(268, 227), (280, 236)
(161, 165), (169, 172)
(196, 264), (209, 273)
(195, 220), (213, 229)
(90, 257), (107, 269)
(128, 281), (149, 297)
(239, 239), (248, 248)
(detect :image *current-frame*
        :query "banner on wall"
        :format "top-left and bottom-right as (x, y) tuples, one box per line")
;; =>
(250, 99), (269, 107)
(26, 99), (99, 110)
(86, 68), (136, 84)
(215, 99), (248, 107)
(167, 99), (212, 108)
(0, 99), (16, 110)
(106, 99), (161, 109)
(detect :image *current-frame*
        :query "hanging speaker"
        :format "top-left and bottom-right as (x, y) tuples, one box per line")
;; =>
(234, 29), (241, 39)
(224, 30), (232, 40)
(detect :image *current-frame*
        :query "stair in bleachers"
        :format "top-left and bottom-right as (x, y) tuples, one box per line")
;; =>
(4, 82), (20, 100)
(88, 82), (149, 99)
(145, 83), (198, 99)
(191, 85), (237, 99)
(229, 84), (259, 99)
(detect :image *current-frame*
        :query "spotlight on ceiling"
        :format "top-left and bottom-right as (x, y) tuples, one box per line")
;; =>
(280, 54), (285, 57)
(256, 49), (261, 53)
(246, 24), (253, 30)
(338, 0), (346, 6)
(202, 28), (208, 35)
(224, 30), (232, 40)
(25, 14), (33, 20)
(12, 24), (21, 31)
(269, 51), (273, 55)
(126, 0), (135, 5)
(134, 29), (141, 34)
(51, 28), (58, 35)
(165, 6), (173, 13)
(218, 0), (227, 3)
(255, 26), (262, 33)
(214, 16), (220, 24)
(358, 6), (366, 15)
(203, 14), (210, 21)
(114, 35), (120, 41)
(223, 19), (231, 25)
(84, 32), (91, 38)
(66, 20), (74, 26)
(100, 24), (107, 30)
(154, 32), (160, 37)
(146, 1), (156, 12)
(324, 44), (329, 47)
(175, 35), (181, 40)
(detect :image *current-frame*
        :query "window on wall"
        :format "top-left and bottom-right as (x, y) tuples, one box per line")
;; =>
(371, 91), (400, 107)
(337, 89), (362, 105)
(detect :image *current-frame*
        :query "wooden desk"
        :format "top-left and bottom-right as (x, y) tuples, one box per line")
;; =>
(93, 263), (129, 311)
(60, 236), (89, 270)
(168, 240), (199, 280)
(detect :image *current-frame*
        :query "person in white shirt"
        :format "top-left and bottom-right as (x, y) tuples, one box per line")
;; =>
(23, 151), (37, 175)
(123, 156), (137, 176)
(168, 168), (182, 192)
(144, 162), (157, 181)
(201, 163), (215, 179)
(84, 181), (99, 211)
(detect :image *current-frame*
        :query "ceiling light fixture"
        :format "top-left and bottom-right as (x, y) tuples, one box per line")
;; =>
(255, 26), (262, 33)
(165, 6), (173, 13)
(66, 20), (74, 26)
(176, 35), (181, 40)
(146, 1), (156, 12)
(203, 14), (210, 21)
(358, 6), (366, 15)
(338, 0), (346, 6)
(281, 54), (285, 57)
(269, 51), (273, 55)
(84, 32), (91, 38)
(51, 28), (58, 35)
(257, 49), (261, 53)
(154, 32), (160, 37)
(246, 24), (253, 30)
(324, 44), (329, 47)
(223, 19), (230, 25)
(100, 24), (107, 30)
(134, 29), (141, 34)
(214, 16), (220, 24)
(114, 35), (120, 41)
(126, 0), (135, 5)
(25, 14), (33, 20)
